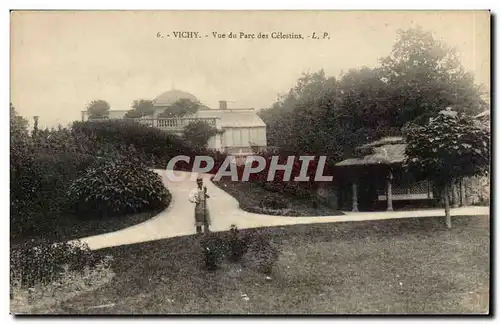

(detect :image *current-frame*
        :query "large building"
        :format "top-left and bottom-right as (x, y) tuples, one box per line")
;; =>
(81, 89), (267, 154)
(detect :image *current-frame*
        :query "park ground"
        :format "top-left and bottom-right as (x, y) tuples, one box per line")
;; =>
(43, 214), (489, 315)
(12, 171), (490, 315)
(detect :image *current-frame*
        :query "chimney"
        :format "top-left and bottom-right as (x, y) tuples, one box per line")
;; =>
(219, 100), (228, 110)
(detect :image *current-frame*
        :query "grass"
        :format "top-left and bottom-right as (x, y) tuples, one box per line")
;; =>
(11, 256), (115, 315)
(40, 215), (489, 315)
(10, 207), (166, 246)
(212, 178), (344, 216)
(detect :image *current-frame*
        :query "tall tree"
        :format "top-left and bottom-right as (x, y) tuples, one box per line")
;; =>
(403, 108), (490, 228)
(86, 100), (110, 119)
(157, 99), (202, 118)
(10, 103), (31, 193)
(125, 100), (155, 118)
(379, 26), (487, 126)
(10, 103), (29, 140)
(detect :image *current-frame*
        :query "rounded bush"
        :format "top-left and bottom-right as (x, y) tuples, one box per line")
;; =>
(67, 157), (170, 219)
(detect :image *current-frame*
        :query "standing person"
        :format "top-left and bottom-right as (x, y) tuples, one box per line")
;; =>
(189, 175), (211, 234)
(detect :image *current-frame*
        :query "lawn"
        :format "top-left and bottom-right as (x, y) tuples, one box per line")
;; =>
(212, 177), (344, 216)
(45, 215), (489, 315)
(10, 207), (166, 246)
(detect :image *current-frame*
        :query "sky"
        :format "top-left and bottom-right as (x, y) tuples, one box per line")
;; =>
(10, 10), (490, 129)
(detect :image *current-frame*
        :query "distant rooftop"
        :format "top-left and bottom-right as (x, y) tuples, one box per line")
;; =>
(336, 137), (406, 167)
(152, 89), (198, 107)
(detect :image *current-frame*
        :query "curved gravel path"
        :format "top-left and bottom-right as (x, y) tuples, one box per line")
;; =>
(75, 170), (490, 250)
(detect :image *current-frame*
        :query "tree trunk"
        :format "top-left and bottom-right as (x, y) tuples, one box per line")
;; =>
(443, 184), (452, 229)
(460, 177), (467, 206)
(451, 179), (459, 208)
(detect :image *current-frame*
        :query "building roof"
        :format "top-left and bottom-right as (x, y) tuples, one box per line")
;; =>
(336, 137), (406, 167)
(194, 109), (266, 128)
(358, 136), (405, 149)
(153, 89), (198, 107)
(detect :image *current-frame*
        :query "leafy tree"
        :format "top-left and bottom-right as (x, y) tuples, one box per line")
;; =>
(86, 100), (110, 119)
(10, 103), (29, 140)
(259, 70), (340, 155)
(379, 26), (487, 126)
(183, 120), (221, 149)
(403, 108), (490, 228)
(157, 99), (202, 118)
(10, 103), (31, 175)
(260, 26), (488, 166)
(125, 99), (155, 118)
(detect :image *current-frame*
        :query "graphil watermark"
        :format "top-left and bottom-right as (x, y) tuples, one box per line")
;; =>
(164, 155), (333, 182)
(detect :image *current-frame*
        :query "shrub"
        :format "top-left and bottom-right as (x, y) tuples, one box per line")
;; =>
(72, 120), (194, 163)
(183, 120), (222, 149)
(10, 240), (101, 288)
(67, 156), (170, 219)
(199, 233), (227, 271)
(226, 225), (249, 262)
(197, 227), (281, 274)
(10, 152), (98, 239)
(259, 196), (289, 210)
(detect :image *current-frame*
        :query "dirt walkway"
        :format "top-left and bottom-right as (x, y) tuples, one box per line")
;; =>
(75, 170), (490, 250)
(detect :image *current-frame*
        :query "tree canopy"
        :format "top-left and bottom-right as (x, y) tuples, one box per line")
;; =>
(403, 108), (490, 227)
(259, 27), (488, 163)
(86, 100), (110, 119)
(125, 100), (156, 118)
(157, 99), (202, 118)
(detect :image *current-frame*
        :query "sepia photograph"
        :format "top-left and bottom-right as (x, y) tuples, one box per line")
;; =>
(9, 10), (491, 315)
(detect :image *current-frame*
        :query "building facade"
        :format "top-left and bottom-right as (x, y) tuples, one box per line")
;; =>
(81, 89), (267, 155)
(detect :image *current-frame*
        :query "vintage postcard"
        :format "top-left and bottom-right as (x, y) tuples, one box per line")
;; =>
(10, 10), (490, 315)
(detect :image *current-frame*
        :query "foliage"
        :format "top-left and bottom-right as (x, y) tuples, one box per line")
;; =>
(259, 27), (488, 162)
(10, 240), (101, 288)
(71, 119), (194, 165)
(67, 157), (170, 219)
(226, 225), (249, 262)
(404, 108), (490, 228)
(182, 120), (221, 149)
(259, 196), (288, 209)
(198, 227), (281, 273)
(403, 109), (490, 186)
(10, 116), (99, 238)
(86, 100), (110, 119)
(379, 27), (487, 125)
(11, 255), (114, 315)
(199, 233), (227, 271)
(11, 151), (98, 238)
(10, 104), (31, 180)
(157, 99), (202, 118)
(125, 99), (155, 118)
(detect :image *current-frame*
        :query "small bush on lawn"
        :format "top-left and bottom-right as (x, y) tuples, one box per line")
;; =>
(198, 227), (281, 274)
(67, 156), (170, 219)
(199, 233), (227, 271)
(10, 240), (101, 288)
(226, 225), (249, 262)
